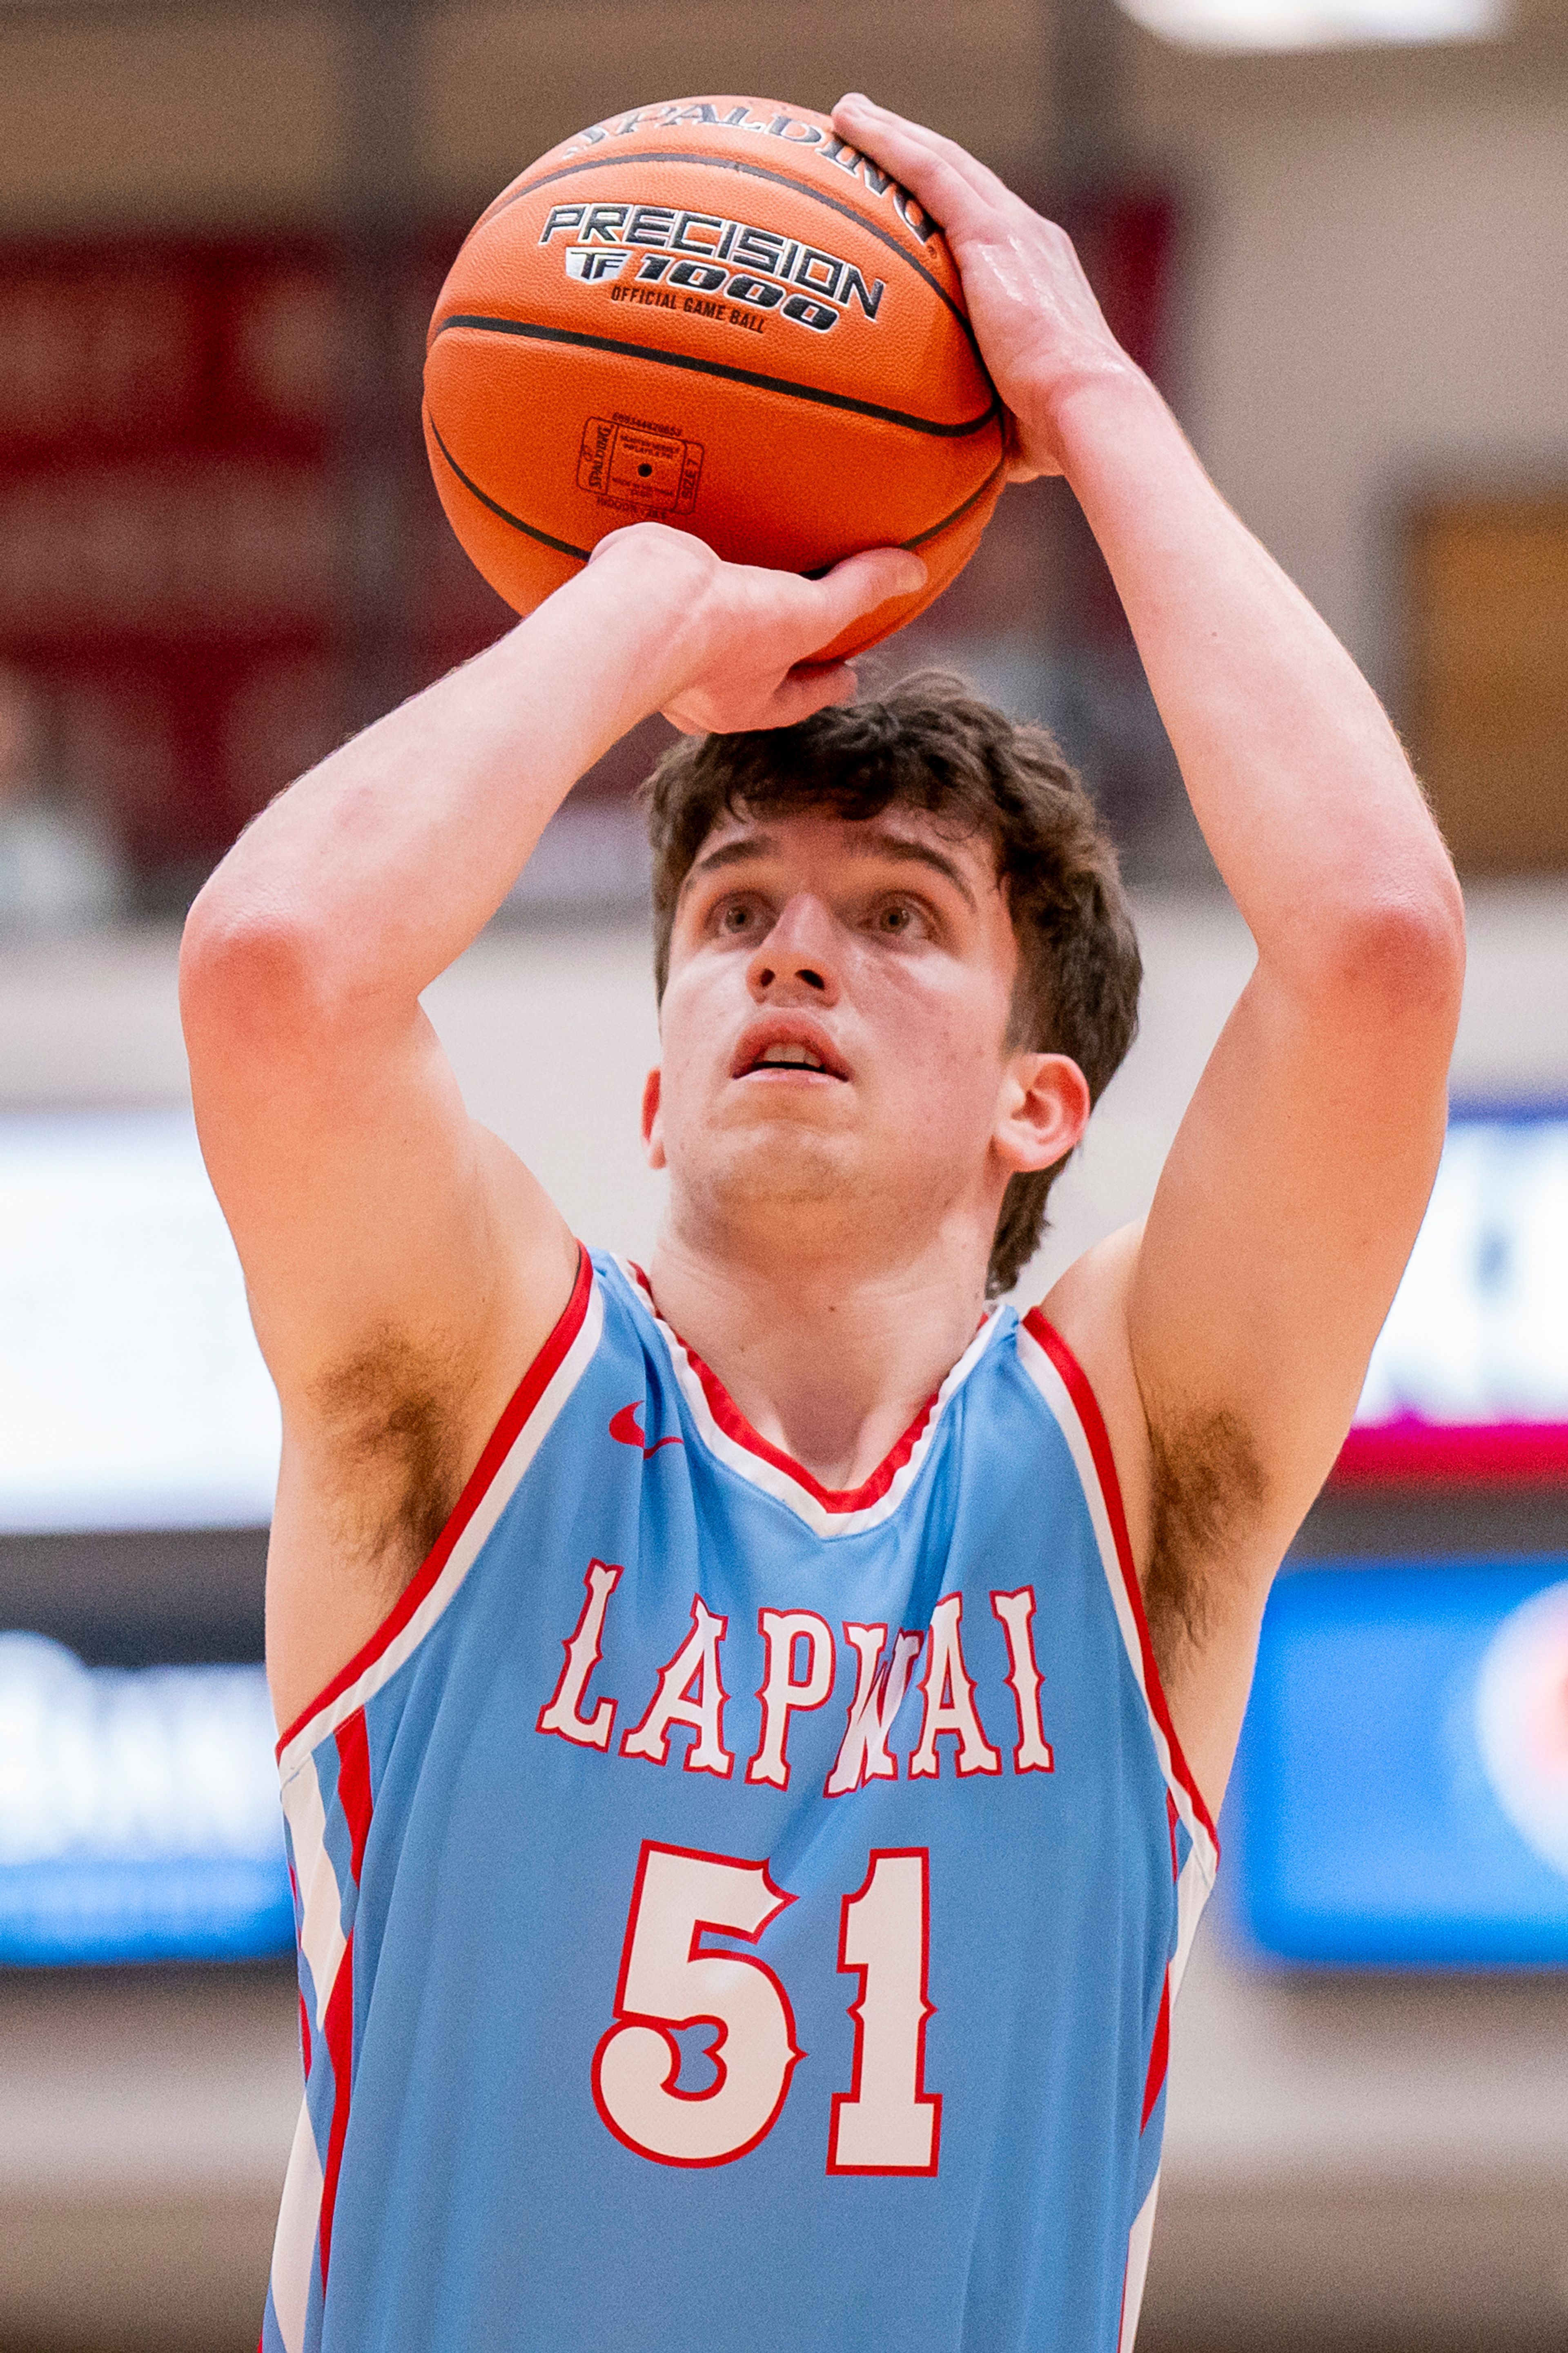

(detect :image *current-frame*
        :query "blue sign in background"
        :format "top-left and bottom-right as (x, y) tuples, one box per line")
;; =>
(0, 1855), (292, 1967)
(1231, 1560), (1568, 1968)
(0, 1637), (292, 1966)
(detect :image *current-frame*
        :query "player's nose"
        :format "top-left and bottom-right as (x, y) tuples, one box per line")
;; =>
(747, 892), (842, 1005)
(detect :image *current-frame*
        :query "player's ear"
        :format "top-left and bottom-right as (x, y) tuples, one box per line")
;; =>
(995, 1051), (1091, 1177)
(641, 1067), (666, 1171)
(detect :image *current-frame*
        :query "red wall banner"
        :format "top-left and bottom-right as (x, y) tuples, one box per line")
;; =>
(0, 234), (506, 883)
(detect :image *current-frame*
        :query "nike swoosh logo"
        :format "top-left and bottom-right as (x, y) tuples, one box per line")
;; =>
(609, 1402), (684, 1456)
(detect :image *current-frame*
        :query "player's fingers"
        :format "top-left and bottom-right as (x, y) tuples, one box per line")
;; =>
(871, 100), (1020, 213)
(766, 662), (862, 728)
(803, 546), (926, 642)
(832, 108), (981, 237)
(833, 94), (1015, 216)
(661, 658), (858, 736)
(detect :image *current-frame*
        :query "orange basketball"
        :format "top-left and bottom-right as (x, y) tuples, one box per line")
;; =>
(423, 96), (1007, 664)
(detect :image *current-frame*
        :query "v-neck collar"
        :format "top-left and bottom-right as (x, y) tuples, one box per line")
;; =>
(616, 1257), (1007, 1539)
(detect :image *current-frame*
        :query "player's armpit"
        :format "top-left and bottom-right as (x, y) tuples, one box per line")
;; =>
(1140, 1400), (1269, 1673)
(296, 1270), (517, 1597)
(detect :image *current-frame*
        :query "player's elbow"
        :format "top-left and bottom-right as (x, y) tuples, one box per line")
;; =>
(1322, 867), (1466, 1046)
(180, 883), (338, 1074)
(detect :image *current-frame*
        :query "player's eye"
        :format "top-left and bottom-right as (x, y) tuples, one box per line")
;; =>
(715, 896), (765, 937)
(874, 899), (921, 937)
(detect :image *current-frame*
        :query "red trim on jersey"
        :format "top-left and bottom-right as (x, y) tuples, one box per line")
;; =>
(628, 1263), (946, 1514)
(335, 1713), (374, 1883)
(1140, 1971), (1172, 2130)
(317, 1931), (357, 2290)
(1022, 1308), (1219, 1856)
(316, 1706), (375, 2291)
(276, 1247), (595, 1759)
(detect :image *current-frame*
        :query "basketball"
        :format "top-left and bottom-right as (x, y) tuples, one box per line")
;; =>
(423, 96), (1007, 663)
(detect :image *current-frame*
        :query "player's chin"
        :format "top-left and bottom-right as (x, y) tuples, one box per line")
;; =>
(703, 1116), (863, 1196)
(718, 1071), (858, 1123)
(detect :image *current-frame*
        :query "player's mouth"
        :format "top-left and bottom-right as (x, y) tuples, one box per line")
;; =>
(731, 1019), (850, 1082)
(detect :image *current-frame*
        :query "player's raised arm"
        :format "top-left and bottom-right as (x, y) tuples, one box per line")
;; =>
(835, 96), (1465, 1807)
(180, 529), (922, 1723)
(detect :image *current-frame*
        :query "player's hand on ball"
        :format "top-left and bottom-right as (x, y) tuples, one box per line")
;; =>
(832, 94), (1140, 482)
(588, 525), (927, 736)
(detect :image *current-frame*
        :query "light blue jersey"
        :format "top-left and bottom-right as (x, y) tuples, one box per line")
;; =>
(263, 1249), (1216, 2353)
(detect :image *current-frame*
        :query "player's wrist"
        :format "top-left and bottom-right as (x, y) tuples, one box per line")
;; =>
(1032, 361), (1171, 493)
(538, 528), (713, 728)
(582, 526), (800, 722)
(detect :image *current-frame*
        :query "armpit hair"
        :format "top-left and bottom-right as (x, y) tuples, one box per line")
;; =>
(1143, 1405), (1269, 1684)
(309, 1328), (471, 1601)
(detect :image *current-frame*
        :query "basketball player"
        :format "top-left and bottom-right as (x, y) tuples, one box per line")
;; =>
(182, 96), (1463, 2353)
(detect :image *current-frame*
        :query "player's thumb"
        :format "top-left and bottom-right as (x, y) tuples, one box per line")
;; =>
(812, 546), (927, 633)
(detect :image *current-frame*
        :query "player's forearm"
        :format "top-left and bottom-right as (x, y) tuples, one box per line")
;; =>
(185, 556), (673, 1013)
(1054, 374), (1463, 995)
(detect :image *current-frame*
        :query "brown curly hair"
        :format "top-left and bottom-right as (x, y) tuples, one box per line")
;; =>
(640, 671), (1141, 1297)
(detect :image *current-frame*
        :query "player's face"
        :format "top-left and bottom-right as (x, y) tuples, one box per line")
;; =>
(644, 806), (1083, 1277)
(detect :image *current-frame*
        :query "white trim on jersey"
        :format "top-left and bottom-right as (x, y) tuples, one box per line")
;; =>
(1172, 1842), (1211, 2004)
(614, 1255), (1005, 1539)
(269, 2097), (325, 2353)
(288, 1758), (345, 2035)
(1119, 2175), (1162, 2353)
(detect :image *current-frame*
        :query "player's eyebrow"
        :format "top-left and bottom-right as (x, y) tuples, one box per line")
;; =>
(846, 830), (978, 908)
(687, 833), (780, 882)
(686, 828), (978, 908)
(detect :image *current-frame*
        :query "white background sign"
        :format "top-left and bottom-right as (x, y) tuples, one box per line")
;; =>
(1356, 1114), (1568, 1431)
(0, 1110), (281, 1532)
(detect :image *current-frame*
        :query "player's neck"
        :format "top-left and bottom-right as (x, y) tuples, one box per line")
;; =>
(643, 1220), (995, 1496)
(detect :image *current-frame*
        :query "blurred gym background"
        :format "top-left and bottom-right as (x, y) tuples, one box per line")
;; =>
(1, 0), (1566, 2345)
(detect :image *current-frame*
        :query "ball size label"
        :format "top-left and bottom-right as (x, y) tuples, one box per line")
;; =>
(577, 415), (704, 517)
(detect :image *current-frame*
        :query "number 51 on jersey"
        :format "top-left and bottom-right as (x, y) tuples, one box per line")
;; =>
(592, 1841), (941, 2174)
